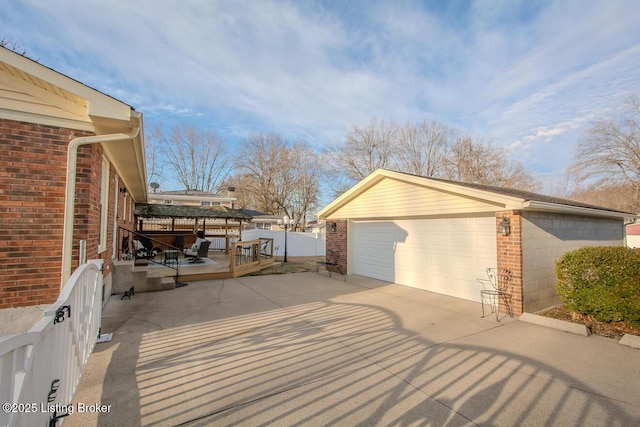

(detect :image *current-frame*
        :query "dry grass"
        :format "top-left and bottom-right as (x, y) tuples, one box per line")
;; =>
(248, 256), (325, 276)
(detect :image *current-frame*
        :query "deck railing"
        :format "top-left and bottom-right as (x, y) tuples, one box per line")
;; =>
(0, 260), (103, 427)
(118, 227), (182, 283)
(229, 238), (274, 275)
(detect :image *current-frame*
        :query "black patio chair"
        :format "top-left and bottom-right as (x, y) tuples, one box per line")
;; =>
(185, 240), (211, 263)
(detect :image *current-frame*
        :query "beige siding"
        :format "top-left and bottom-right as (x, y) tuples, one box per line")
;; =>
(0, 63), (91, 129)
(330, 177), (504, 219)
(0, 81), (88, 123)
(521, 211), (624, 313)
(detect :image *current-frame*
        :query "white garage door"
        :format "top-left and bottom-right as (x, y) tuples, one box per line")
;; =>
(352, 217), (497, 302)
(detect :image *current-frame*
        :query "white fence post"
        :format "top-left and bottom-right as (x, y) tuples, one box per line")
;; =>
(0, 260), (103, 427)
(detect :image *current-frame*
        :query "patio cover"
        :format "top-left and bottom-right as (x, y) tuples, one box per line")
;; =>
(135, 204), (253, 221)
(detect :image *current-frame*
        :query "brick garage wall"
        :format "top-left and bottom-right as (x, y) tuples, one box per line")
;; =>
(496, 211), (524, 316)
(326, 219), (347, 274)
(521, 211), (624, 313)
(0, 119), (94, 308)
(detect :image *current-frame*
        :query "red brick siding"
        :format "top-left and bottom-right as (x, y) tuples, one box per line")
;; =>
(496, 211), (523, 315)
(0, 118), (126, 308)
(73, 145), (122, 278)
(326, 219), (347, 273)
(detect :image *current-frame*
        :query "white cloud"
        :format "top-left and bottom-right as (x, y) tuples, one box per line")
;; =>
(2, 0), (640, 182)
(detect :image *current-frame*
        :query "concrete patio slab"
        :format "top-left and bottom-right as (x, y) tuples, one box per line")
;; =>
(66, 272), (640, 426)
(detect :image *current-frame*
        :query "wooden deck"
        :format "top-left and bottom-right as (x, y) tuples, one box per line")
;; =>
(146, 249), (277, 282)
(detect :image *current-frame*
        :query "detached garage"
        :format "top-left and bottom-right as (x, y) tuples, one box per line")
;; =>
(318, 169), (633, 315)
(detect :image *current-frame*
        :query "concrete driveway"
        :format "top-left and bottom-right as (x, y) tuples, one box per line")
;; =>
(67, 272), (640, 426)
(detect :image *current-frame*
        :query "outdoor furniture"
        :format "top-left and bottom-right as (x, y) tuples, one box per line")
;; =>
(174, 235), (185, 251)
(478, 268), (513, 321)
(133, 238), (158, 259)
(316, 249), (346, 281)
(185, 240), (210, 263)
(164, 250), (179, 264)
(121, 236), (132, 260)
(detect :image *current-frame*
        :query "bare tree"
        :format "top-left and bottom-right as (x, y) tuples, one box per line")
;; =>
(570, 183), (638, 212)
(336, 117), (398, 179)
(148, 124), (232, 192)
(232, 133), (321, 230)
(1, 38), (31, 58)
(569, 95), (640, 208)
(233, 132), (287, 214)
(444, 136), (540, 191)
(144, 127), (164, 190)
(325, 117), (398, 196)
(396, 119), (452, 177)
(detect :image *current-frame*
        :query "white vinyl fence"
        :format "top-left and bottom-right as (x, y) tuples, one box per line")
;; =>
(0, 260), (103, 427)
(242, 229), (325, 257)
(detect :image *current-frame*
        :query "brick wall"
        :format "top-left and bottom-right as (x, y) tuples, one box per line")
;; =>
(326, 219), (347, 274)
(496, 211), (524, 316)
(0, 118), (107, 308)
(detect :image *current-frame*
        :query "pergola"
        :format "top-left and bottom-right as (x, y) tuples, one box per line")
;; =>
(135, 204), (253, 241)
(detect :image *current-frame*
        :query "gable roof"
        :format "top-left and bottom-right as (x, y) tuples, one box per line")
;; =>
(318, 169), (635, 220)
(0, 46), (147, 201)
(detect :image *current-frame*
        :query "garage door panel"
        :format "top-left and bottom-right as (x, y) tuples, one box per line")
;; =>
(353, 218), (497, 302)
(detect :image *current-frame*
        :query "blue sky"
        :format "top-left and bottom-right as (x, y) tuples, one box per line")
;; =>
(3, 0), (640, 193)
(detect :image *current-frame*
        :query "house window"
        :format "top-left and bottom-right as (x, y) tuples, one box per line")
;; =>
(201, 201), (211, 206)
(99, 156), (110, 253)
(164, 199), (173, 205)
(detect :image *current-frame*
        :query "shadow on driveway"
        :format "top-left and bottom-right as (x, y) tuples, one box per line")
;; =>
(68, 273), (640, 426)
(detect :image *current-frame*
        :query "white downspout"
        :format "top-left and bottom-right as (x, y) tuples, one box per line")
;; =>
(61, 127), (140, 286)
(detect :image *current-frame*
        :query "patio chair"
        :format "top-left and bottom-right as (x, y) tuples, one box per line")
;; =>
(316, 249), (346, 281)
(174, 235), (185, 251)
(133, 237), (158, 259)
(478, 268), (513, 321)
(185, 240), (210, 263)
(121, 236), (132, 260)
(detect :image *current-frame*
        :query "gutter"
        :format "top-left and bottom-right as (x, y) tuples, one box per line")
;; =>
(61, 126), (140, 286)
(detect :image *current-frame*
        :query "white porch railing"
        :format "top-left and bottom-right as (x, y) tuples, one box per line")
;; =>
(0, 260), (103, 427)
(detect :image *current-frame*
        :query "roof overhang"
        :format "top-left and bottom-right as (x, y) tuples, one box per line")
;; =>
(523, 201), (636, 220)
(0, 47), (148, 202)
(318, 169), (637, 221)
(318, 169), (523, 219)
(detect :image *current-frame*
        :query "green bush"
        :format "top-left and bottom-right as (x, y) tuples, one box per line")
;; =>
(555, 246), (640, 327)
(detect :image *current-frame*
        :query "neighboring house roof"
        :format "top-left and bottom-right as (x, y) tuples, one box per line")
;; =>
(318, 169), (636, 220)
(154, 189), (226, 197)
(240, 209), (281, 221)
(0, 46), (147, 201)
(135, 203), (252, 221)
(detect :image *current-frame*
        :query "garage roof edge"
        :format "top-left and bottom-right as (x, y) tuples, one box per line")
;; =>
(318, 169), (636, 220)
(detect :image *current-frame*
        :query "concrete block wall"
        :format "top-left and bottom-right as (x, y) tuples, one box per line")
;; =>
(521, 211), (624, 313)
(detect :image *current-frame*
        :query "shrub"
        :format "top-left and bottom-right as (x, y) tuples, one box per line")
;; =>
(555, 246), (640, 327)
